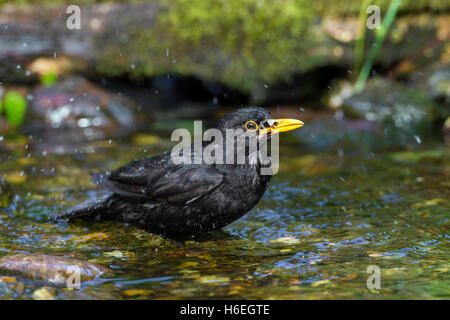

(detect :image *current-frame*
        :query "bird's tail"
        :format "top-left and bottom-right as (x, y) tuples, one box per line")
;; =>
(50, 200), (107, 221)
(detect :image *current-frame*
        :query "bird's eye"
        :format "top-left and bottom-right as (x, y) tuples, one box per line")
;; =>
(245, 120), (258, 132)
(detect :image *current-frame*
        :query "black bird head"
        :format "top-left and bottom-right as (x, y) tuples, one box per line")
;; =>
(172, 107), (304, 170)
(216, 107), (304, 138)
(208, 107), (304, 169)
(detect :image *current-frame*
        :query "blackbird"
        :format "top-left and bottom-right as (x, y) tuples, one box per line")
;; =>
(53, 107), (303, 236)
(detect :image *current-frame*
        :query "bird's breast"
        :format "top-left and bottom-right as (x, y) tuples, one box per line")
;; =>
(203, 165), (271, 219)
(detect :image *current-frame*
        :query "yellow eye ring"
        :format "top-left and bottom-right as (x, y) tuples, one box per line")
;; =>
(245, 120), (259, 132)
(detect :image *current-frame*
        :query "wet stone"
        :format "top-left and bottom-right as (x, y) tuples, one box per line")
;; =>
(295, 116), (385, 152)
(339, 78), (443, 146)
(24, 76), (151, 153)
(409, 64), (450, 104)
(0, 254), (110, 286)
(342, 79), (437, 126)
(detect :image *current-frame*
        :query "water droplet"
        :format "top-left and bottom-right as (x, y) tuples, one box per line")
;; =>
(77, 118), (91, 128)
(414, 135), (421, 144)
(92, 117), (102, 126)
(334, 109), (344, 120)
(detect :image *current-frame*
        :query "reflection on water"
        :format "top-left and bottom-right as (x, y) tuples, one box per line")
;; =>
(0, 131), (448, 299)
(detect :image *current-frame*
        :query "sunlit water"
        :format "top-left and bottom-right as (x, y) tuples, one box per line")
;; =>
(0, 130), (448, 299)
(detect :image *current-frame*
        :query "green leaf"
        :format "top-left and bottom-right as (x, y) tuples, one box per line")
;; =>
(40, 72), (58, 86)
(4, 91), (27, 126)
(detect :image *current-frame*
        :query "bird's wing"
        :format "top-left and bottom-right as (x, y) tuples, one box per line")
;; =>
(91, 153), (224, 204)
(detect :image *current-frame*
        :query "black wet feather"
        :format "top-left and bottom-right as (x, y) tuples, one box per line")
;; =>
(53, 107), (273, 236)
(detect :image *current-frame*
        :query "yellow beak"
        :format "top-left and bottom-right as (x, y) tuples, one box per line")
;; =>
(260, 118), (304, 135)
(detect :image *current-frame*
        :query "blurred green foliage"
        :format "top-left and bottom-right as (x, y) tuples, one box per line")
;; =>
(1, 0), (448, 93)
(40, 72), (59, 86)
(1, 0), (449, 14)
(2, 91), (27, 126)
(313, 0), (450, 15)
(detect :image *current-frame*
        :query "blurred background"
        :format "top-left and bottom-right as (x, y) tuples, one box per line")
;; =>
(0, 0), (448, 151)
(0, 0), (449, 300)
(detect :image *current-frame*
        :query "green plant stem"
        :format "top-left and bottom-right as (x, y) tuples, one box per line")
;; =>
(355, 0), (370, 77)
(354, 0), (402, 93)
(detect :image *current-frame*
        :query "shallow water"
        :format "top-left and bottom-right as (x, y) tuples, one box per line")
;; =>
(0, 129), (449, 299)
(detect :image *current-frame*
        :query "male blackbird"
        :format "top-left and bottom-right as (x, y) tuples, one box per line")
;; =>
(53, 107), (303, 236)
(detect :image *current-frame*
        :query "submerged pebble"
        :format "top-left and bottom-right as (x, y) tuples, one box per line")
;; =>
(270, 237), (301, 245)
(32, 287), (56, 300)
(0, 254), (110, 286)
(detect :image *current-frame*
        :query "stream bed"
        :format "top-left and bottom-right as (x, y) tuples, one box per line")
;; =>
(0, 128), (448, 299)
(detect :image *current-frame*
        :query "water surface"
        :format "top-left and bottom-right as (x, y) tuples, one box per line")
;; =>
(0, 130), (448, 299)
